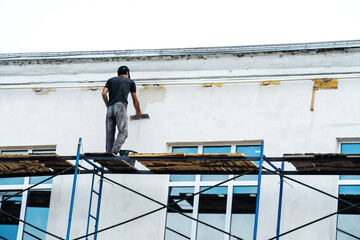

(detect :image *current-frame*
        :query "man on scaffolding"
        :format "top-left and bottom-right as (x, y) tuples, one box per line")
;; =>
(102, 66), (142, 154)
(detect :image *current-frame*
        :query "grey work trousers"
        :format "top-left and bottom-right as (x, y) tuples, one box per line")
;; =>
(106, 102), (128, 153)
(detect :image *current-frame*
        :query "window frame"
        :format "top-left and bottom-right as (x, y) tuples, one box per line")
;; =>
(165, 142), (260, 240)
(0, 146), (55, 240)
(337, 141), (360, 240)
(338, 141), (360, 182)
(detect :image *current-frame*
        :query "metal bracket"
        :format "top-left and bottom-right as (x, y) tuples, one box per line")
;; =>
(142, 84), (164, 89)
(202, 83), (223, 88)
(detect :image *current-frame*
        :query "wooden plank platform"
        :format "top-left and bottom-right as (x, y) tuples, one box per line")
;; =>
(285, 153), (360, 172)
(84, 153), (137, 172)
(0, 160), (52, 174)
(0, 153), (73, 174)
(93, 159), (137, 172)
(129, 152), (246, 158)
(83, 152), (116, 157)
(133, 153), (256, 172)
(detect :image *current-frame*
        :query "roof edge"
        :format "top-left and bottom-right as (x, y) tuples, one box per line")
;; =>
(1, 40), (360, 61)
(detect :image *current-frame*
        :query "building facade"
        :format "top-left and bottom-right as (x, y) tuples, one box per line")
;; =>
(0, 41), (360, 239)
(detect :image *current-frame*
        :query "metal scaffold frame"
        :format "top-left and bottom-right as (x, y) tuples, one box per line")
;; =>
(0, 138), (360, 240)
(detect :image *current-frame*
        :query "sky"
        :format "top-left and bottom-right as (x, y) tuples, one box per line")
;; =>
(0, 0), (359, 54)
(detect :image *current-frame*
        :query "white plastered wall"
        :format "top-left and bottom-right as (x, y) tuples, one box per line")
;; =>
(0, 48), (359, 240)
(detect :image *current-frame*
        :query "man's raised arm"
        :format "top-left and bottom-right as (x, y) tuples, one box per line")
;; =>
(131, 92), (142, 117)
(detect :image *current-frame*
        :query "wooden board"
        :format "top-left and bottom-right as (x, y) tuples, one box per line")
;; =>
(84, 152), (117, 157)
(185, 153), (246, 158)
(94, 159), (137, 172)
(38, 160), (73, 171)
(0, 153), (73, 174)
(0, 154), (29, 159)
(0, 160), (52, 174)
(285, 153), (360, 172)
(138, 159), (256, 172)
(129, 153), (246, 158)
(132, 152), (251, 172)
(84, 152), (137, 172)
(129, 153), (186, 158)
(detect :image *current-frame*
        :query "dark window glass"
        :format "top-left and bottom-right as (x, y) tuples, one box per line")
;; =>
(0, 196), (22, 225)
(167, 187), (194, 213)
(232, 186), (257, 214)
(0, 194), (22, 240)
(338, 186), (360, 214)
(165, 187), (194, 240)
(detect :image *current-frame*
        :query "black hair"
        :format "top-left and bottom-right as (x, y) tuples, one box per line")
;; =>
(117, 66), (130, 77)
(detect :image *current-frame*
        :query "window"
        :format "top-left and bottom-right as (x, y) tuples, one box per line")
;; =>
(0, 150), (27, 185)
(0, 148), (56, 185)
(0, 146), (55, 239)
(337, 186), (360, 239)
(0, 193), (22, 240)
(170, 147), (198, 182)
(165, 187), (194, 240)
(235, 146), (261, 181)
(339, 143), (360, 180)
(230, 186), (257, 239)
(201, 146), (231, 181)
(197, 186), (228, 240)
(337, 143), (360, 239)
(165, 143), (260, 240)
(23, 190), (51, 239)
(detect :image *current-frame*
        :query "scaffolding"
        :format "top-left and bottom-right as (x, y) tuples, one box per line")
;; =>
(0, 138), (360, 240)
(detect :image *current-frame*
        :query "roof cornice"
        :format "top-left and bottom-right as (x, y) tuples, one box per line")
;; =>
(1, 40), (360, 61)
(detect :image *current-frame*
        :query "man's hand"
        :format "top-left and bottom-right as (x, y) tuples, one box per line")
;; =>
(136, 109), (142, 118)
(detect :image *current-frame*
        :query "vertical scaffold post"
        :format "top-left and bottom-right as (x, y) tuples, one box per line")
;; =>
(253, 140), (265, 240)
(94, 168), (104, 240)
(86, 167), (97, 240)
(85, 163), (104, 240)
(66, 138), (82, 240)
(276, 161), (285, 239)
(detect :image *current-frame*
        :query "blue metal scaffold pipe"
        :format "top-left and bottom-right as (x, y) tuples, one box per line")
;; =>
(276, 161), (285, 239)
(66, 138), (82, 240)
(86, 167), (97, 240)
(94, 168), (104, 240)
(253, 140), (265, 240)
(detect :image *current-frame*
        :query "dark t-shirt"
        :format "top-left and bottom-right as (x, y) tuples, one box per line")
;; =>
(105, 76), (136, 107)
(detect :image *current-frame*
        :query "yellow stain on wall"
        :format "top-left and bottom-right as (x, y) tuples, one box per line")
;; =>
(260, 81), (281, 86)
(313, 78), (338, 89)
(310, 78), (338, 111)
(202, 83), (224, 88)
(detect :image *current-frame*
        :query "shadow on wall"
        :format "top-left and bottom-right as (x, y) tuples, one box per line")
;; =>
(138, 86), (167, 112)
